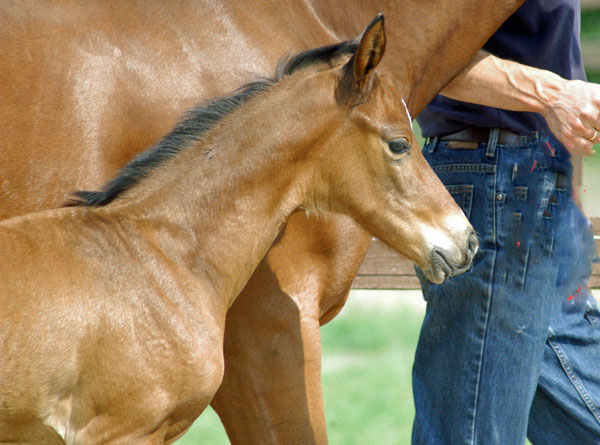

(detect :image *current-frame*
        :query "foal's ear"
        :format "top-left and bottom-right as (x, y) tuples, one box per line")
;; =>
(352, 14), (386, 84)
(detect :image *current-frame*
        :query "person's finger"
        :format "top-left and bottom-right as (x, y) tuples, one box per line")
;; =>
(584, 127), (599, 142)
(587, 112), (600, 133)
(573, 136), (596, 156)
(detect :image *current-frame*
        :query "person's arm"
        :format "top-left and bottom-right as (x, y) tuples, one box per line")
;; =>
(440, 50), (599, 157)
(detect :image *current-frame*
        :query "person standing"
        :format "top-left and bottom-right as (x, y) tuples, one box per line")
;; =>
(413, 1), (600, 443)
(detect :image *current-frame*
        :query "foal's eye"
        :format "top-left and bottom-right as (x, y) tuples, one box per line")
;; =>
(387, 138), (411, 156)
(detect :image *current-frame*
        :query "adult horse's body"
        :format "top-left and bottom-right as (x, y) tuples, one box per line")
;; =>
(0, 1), (524, 442)
(0, 19), (475, 443)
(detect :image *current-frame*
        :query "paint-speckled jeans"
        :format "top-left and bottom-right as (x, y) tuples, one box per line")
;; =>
(412, 132), (600, 444)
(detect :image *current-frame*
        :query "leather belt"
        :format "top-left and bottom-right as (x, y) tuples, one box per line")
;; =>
(438, 127), (530, 148)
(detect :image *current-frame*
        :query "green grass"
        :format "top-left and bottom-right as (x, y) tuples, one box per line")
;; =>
(320, 292), (424, 444)
(586, 71), (600, 84)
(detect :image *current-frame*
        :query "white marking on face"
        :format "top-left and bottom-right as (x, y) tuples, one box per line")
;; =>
(442, 211), (472, 235)
(420, 223), (454, 253)
(401, 98), (413, 130)
(419, 212), (471, 261)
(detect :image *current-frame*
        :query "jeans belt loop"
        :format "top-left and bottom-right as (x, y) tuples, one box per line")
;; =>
(486, 128), (499, 158)
(428, 136), (439, 154)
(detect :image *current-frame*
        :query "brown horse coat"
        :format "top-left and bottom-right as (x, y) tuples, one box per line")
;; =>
(0, 19), (475, 443)
(0, 1), (524, 442)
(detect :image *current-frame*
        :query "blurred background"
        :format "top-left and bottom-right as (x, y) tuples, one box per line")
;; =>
(178, 6), (600, 443)
(581, 2), (600, 217)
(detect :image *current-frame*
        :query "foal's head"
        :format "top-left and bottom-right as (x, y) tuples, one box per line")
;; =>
(298, 15), (477, 283)
(71, 15), (477, 284)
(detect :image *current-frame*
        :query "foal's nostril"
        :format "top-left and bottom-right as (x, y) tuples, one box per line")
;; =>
(467, 231), (479, 258)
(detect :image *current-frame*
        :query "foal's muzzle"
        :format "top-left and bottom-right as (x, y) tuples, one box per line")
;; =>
(431, 231), (479, 280)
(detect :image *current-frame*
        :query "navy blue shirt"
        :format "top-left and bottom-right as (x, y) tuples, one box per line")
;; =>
(417, 0), (586, 147)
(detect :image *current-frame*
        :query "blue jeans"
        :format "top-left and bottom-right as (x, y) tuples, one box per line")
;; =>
(412, 132), (600, 444)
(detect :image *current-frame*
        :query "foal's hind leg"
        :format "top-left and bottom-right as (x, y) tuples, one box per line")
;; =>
(211, 212), (371, 444)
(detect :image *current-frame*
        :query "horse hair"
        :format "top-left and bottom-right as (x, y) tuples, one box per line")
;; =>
(69, 41), (357, 207)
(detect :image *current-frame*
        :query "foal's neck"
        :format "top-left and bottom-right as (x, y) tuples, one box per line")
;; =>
(108, 73), (336, 307)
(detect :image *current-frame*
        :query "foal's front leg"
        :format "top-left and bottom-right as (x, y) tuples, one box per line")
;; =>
(211, 211), (371, 444)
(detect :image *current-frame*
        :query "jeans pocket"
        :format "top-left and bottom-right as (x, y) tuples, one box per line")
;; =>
(446, 184), (474, 220)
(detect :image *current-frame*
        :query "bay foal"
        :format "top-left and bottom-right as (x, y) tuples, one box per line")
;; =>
(0, 18), (475, 444)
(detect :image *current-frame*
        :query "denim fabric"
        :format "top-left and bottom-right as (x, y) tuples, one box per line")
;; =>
(412, 134), (600, 444)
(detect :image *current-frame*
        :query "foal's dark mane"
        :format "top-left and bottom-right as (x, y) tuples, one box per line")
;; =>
(70, 41), (358, 207)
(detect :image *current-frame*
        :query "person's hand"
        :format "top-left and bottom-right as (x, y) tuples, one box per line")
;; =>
(542, 79), (600, 156)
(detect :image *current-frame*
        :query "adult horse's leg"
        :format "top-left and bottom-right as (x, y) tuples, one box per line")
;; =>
(211, 212), (371, 444)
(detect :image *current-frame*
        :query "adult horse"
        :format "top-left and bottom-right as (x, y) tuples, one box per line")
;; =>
(0, 18), (475, 443)
(0, 1), (524, 442)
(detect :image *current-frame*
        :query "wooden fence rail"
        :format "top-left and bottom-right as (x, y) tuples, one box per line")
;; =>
(352, 217), (600, 289)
